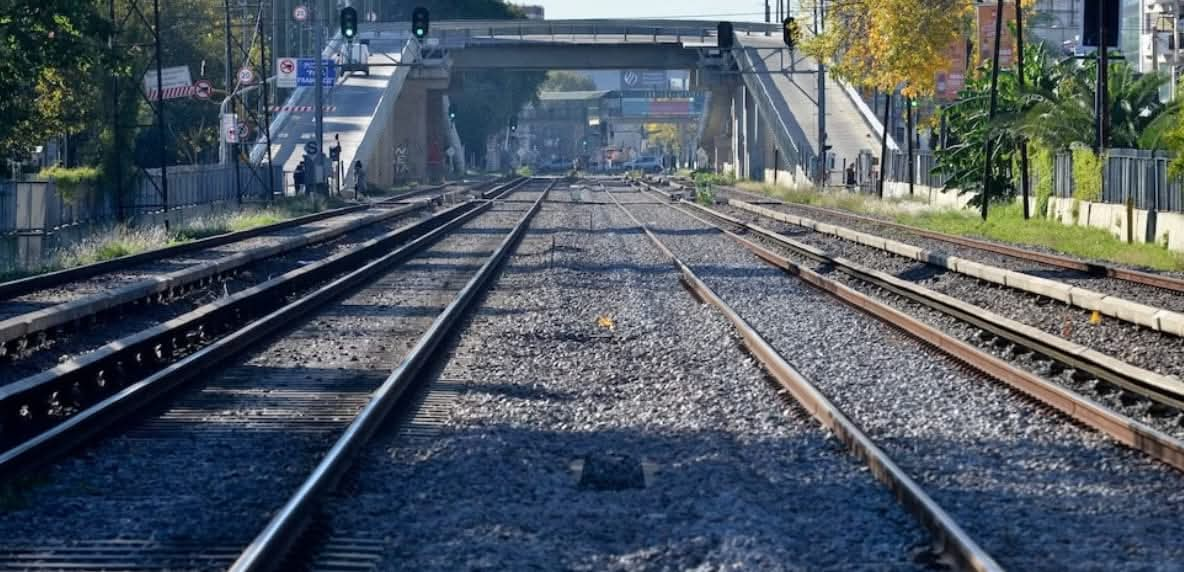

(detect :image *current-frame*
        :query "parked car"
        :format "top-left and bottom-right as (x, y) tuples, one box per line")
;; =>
(536, 158), (572, 173)
(624, 156), (664, 174)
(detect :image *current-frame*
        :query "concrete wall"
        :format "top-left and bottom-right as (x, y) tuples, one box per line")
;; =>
(1048, 196), (1184, 252)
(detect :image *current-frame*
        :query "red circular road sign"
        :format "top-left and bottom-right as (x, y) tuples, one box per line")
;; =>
(279, 59), (296, 74)
(293, 5), (308, 22)
(193, 79), (213, 100)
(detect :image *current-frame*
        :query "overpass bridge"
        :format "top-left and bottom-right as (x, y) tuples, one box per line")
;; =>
(258, 19), (894, 188)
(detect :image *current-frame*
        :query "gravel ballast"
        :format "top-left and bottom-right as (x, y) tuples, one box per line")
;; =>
(710, 201), (1184, 382)
(618, 187), (1184, 570)
(0, 205), (435, 385)
(0, 191), (541, 564)
(323, 185), (933, 571)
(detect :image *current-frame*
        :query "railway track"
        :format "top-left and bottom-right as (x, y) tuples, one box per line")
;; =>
(636, 180), (1184, 461)
(609, 181), (1184, 569)
(0, 178), (552, 570)
(260, 182), (939, 570)
(0, 177), (531, 475)
(0, 179), (510, 364)
(699, 179), (1184, 296)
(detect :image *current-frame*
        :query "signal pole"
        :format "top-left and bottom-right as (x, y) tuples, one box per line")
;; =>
(816, 0), (827, 187)
(314, 0), (325, 187)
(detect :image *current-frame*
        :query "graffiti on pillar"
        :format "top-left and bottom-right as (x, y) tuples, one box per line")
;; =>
(394, 144), (410, 176)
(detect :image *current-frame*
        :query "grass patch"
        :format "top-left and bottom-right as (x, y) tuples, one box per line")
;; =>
(515, 165), (535, 177)
(2, 195), (347, 282)
(738, 182), (1184, 272)
(899, 203), (1184, 271)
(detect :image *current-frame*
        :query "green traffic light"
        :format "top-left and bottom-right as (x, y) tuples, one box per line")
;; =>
(415, 28), (424, 37)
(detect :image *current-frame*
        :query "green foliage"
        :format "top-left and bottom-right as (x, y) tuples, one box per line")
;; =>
(540, 71), (597, 92)
(1071, 147), (1103, 203)
(1028, 143), (1054, 217)
(692, 171), (736, 187)
(515, 165), (534, 177)
(39, 165), (101, 202)
(938, 41), (1176, 208)
(900, 202), (1184, 271)
(0, 2), (110, 162)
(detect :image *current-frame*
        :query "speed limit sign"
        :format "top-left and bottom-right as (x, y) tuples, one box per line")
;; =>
(293, 5), (308, 22)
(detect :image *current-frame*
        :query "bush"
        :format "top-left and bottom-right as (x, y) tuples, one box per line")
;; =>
(515, 165), (534, 177)
(1028, 143), (1054, 217)
(39, 165), (101, 203)
(1071, 147), (1103, 203)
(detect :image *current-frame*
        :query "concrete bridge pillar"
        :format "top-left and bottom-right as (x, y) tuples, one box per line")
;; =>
(382, 75), (450, 186)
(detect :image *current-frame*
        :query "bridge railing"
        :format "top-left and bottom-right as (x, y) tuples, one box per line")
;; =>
(363, 19), (778, 45)
(731, 47), (811, 178)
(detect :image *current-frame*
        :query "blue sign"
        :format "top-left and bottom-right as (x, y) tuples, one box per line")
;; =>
(297, 59), (336, 87)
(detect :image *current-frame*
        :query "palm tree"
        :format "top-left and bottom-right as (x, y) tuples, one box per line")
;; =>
(1018, 56), (1177, 150)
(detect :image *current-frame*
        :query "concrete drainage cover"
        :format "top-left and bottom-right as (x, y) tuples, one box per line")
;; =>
(571, 453), (653, 491)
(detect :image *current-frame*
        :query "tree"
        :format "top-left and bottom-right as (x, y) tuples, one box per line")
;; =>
(0, 1), (110, 164)
(540, 71), (597, 92)
(805, 0), (971, 96)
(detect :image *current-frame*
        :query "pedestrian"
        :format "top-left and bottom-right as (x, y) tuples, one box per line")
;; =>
(845, 163), (856, 190)
(293, 161), (306, 195)
(352, 160), (367, 199)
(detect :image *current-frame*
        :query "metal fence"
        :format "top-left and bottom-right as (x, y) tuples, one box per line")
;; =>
(883, 150), (949, 188)
(1053, 149), (1184, 212)
(0, 163), (281, 237)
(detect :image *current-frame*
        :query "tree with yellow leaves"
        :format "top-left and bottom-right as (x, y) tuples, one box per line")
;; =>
(804, 0), (972, 97)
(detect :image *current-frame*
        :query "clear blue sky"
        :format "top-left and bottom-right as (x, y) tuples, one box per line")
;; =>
(525, 0), (773, 22)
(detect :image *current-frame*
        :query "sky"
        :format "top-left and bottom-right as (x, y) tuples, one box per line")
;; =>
(524, 0), (773, 22)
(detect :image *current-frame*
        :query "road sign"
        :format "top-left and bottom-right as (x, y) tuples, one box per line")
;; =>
(293, 5), (308, 22)
(237, 123), (250, 140)
(237, 66), (256, 85)
(277, 57), (298, 88)
(193, 79), (213, 100)
(296, 58), (337, 87)
(221, 113), (240, 143)
(144, 65), (193, 101)
(304, 141), (320, 155)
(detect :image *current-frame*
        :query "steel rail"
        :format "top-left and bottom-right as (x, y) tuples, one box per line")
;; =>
(0, 183), (464, 303)
(481, 175), (531, 200)
(717, 183), (1184, 294)
(0, 195), (495, 480)
(634, 183), (1184, 472)
(660, 186), (1184, 413)
(0, 203), (368, 301)
(229, 179), (554, 572)
(604, 187), (1003, 572)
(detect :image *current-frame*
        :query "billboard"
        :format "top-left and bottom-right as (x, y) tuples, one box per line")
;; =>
(620, 70), (669, 90)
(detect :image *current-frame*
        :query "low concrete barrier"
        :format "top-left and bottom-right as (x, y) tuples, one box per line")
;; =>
(731, 199), (1184, 337)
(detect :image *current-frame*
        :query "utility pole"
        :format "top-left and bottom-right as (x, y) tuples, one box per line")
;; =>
(314, 0), (325, 190)
(906, 96), (914, 196)
(151, 0), (169, 230)
(877, 91), (891, 199)
(1095, 0), (1109, 153)
(816, 0), (827, 188)
(981, 0), (1005, 220)
(221, 0), (234, 165)
(1016, 1), (1031, 219)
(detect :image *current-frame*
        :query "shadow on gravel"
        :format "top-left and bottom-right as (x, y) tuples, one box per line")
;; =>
(336, 423), (938, 571)
(896, 263), (947, 283)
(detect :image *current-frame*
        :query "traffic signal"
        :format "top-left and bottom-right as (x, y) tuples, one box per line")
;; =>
(340, 7), (358, 40)
(412, 7), (430, 40)
(717, 21), (734, 49)
(782, 17), (800, 50)
(448, 104), (457, 121)
(509, 116), (518, 132)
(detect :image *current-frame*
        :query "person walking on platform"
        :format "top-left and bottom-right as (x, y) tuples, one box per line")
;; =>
(352, 160), (367, 200)
(293, 161), (306, 195)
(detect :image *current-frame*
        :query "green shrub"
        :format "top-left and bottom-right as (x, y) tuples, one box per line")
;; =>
(1029, 143), (1054, 217)
(515, 165), (534, 177)
(1071, 147), (1103, 203)
(40, 166), (101, 203)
